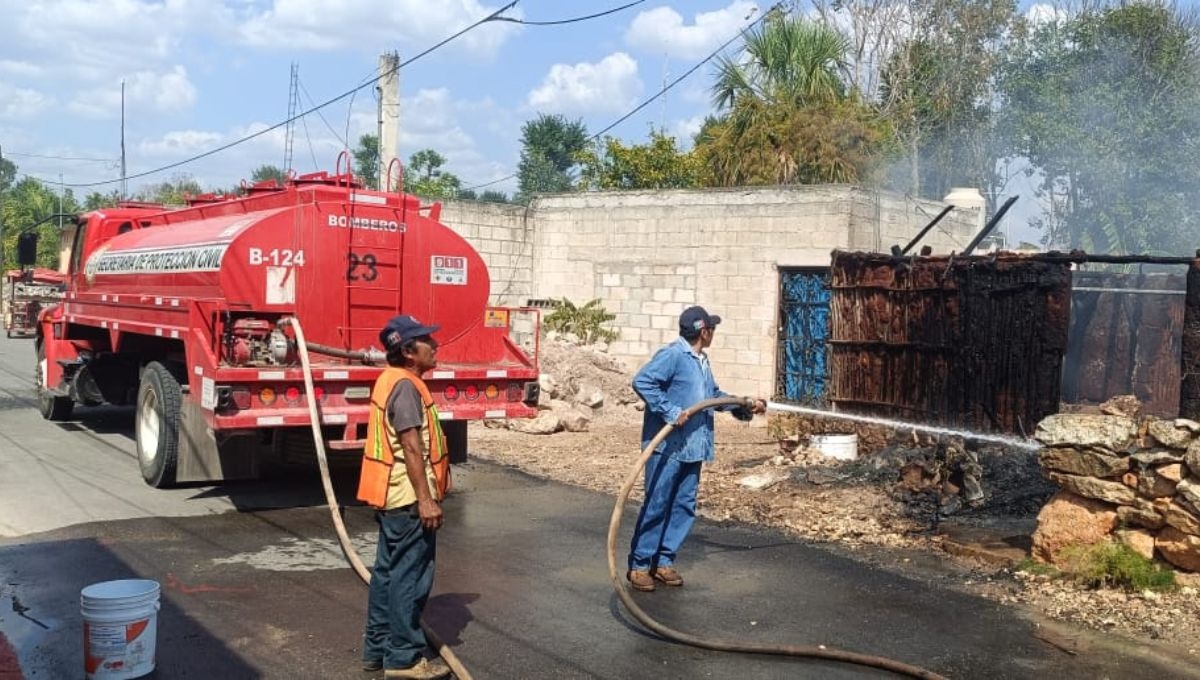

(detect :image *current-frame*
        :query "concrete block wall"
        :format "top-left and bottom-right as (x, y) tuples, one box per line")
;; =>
(437, 200), (535, 306)
(438, 186), (979, 399)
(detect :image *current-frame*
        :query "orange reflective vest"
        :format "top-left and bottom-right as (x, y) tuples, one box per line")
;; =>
(357, 367), (450, 509)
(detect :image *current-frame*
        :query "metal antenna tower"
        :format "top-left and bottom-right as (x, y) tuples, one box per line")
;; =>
(282, 62), (300, 174)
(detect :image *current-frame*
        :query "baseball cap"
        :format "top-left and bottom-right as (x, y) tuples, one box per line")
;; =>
(380, 314), (440, 351)
(679, 306), (721, 333)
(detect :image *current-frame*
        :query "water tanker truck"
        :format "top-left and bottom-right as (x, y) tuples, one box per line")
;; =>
(35, 168), (540, 487)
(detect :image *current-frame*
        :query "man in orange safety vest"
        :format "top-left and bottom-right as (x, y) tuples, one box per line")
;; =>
(358, 314), (452, 680)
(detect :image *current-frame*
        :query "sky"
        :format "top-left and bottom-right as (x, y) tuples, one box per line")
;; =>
(0, 0), (1063, 245)
(0, 0), (761, 196)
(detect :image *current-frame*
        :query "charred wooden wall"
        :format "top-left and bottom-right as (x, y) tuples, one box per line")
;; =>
(1061, 271), (1184, 417)
(828, 251), (1071, 434)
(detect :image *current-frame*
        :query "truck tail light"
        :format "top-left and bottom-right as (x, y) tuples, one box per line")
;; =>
(506, 384), (522, 402)
(464, 384), (479, 401)
(484, 384), (499, 400)
(284, 385), (302, 403)
(218, 386), (251, 412)
(444, 385), (459, 401)
(259, 387), (276, 405)
(313, 385), (326, 402)
(522, 382), (540, 406)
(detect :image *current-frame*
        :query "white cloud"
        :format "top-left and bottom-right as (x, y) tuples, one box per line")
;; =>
(0, 83), (54, 118)
(527, 53), (642, 114)
(0, 61), (44, 78)
(625, 1), (758, 60)
(238, 0), (521, 57)
(69, 67), (199, 118)
(137, 129), (224, 156)
(671, 115), (706, 147)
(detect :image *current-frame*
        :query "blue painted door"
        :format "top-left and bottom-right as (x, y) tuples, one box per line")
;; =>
(777, 268), (830, 404)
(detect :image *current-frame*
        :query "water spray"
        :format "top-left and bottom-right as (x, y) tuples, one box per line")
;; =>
(765, 400), (1041, 451)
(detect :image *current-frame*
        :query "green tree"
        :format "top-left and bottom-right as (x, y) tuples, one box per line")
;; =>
(997, 3), (1200, 252)
(576, 131), (709, 190)
(711, 10), (848, 110)
(135, 174), (204, 205)
(352, 134), (380, 189)
(517, 114), (588, 200)
(83, 191), (123, 210)
(403, 149), (461, 199)
(250, 164), (287, 185)
(0, 155), (15, 192)
(700, 10), (892, 187)
(2, 176), (78, 270)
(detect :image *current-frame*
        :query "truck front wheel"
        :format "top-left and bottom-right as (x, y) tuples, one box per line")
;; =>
(137, 362), (181, 488)
(35, 342), (74, 421)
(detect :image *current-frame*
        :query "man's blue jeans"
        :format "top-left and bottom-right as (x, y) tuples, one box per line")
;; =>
(363, 505), (436, 669)
(628, 453), (701, 571)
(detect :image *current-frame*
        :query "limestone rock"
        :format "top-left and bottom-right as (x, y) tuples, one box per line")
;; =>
(1187, 439), (1200, 477)
(1048, 472), (1138, 506)
(1038, 447), (1129, 478)
(1178, 479), (1200, 512)
(737, 468), (791, 491)
(1034, 414), (1136, 451)
(1032, 490), (1119, 564)
(1100, 395), (1142, 418)
(1115, 528), (1156, 560)
(538, 373), (560, 400)
(508, 411), (561, 435)
(577, 385), (605, 409)
(1156, 526), (1200, 572)
(1131, 449), (1184, 466)
(1122, 472), (1138, 488)
(1117, 503), (1164, 530)
(1158, 463), (1185, 483)
(1147, 419), (1195, 450)
(1176, 418), (1200, 433)
(559, 409), (591, 433)
(1164, 500), (1200, 537)
(1137, 466), (1180, 498)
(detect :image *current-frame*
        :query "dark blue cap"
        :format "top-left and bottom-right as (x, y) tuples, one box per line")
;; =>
(679, 306), (721, 333)
(380, 314), (440, 351)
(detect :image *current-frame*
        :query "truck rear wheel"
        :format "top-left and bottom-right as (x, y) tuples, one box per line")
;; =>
(137, 362), (181, 488)
(35, 342), (74, 421)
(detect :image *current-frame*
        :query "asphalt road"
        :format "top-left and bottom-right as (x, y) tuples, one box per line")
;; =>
(0, 332), (1197, 680)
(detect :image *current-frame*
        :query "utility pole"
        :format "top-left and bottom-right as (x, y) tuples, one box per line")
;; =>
(377, 51), (400, 190)
(0, 143), (5, 271)
(120, 80), (127, 199)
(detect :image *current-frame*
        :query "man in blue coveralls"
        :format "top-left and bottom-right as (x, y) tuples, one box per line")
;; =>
(627, 305), (766, 592)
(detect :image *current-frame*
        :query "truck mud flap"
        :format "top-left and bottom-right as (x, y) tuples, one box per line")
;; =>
(176, 400), (260, 483)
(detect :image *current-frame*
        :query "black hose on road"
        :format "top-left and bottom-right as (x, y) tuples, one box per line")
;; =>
(606, 396), (950, 680)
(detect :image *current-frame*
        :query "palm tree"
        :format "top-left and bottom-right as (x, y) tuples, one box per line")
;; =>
(711, 12), (849, 112)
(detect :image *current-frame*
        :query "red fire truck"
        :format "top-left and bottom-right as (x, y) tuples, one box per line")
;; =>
(36, 169), (539, 487)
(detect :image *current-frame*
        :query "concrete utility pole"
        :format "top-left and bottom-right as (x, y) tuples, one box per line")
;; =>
(377, 51), (400, 191)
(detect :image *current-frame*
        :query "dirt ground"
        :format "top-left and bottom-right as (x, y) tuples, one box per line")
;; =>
(469, 337), (1200, 660)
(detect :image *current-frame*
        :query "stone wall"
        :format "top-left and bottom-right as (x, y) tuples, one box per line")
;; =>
(438, 185), (978, 399)
(1032, 409), (1200, 573)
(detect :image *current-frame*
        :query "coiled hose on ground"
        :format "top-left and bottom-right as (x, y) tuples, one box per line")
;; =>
(283, 317), (473, 680)
(606, 396), (949, 680)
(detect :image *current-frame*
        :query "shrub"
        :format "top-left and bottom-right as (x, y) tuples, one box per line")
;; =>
(1057, 542), (1175, 592)
(543, 298), (619, 344)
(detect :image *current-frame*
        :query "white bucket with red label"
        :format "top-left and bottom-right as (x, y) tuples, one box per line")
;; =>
(81, 579), (160, 679)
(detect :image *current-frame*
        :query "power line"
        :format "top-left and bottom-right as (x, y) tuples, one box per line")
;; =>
(6, 151), (116, 163)
(492, 0), (644, 25)
(56, 1), (520, 189)
(462, 2), (781, 192)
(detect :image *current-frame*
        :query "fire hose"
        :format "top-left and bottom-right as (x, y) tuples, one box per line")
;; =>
(607, 396), (949, 680)
(282, 317), (473, 680)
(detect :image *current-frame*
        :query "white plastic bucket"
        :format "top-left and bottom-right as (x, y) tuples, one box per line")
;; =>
(81, 579), (160, 680)
(811, 434), (858, 460)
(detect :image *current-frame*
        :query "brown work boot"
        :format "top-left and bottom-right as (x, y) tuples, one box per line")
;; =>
(652, 565), (683, 587)
(627, 569), (655, 592)
(384, 657), (451, 679)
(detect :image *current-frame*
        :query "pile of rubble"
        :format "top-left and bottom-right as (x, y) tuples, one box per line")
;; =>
(500, 332), (641, 435)
(1031, 401), (1200, 573)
